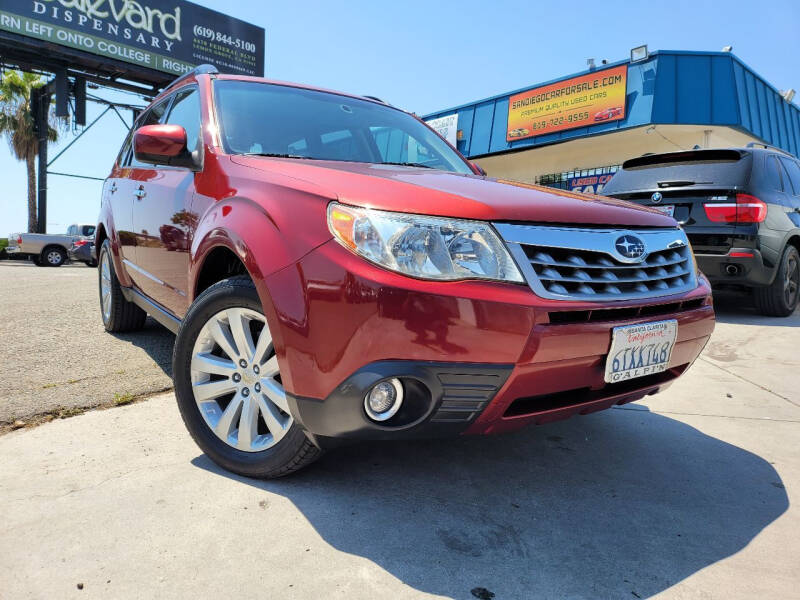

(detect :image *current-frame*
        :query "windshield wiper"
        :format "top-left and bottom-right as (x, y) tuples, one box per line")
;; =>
(242, 152), (315, 159)
(380, 161), (435, 169)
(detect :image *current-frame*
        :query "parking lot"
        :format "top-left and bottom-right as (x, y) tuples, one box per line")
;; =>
(1, 260), (798, 599)
(0, 261), (174, 427)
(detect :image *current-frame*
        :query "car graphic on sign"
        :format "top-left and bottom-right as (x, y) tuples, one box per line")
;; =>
(593, 106), (624, 122)
(508, 127), (530, 138)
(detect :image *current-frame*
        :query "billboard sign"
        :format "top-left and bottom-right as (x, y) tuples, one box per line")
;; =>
(425, 113), (458, 147)
(567, 174), (614, 195)
(507, 65), (627, 141)
(0, 0), (265, 77)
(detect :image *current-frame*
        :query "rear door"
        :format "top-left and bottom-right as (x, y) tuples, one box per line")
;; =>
(131, 86), (202, 317)
(602, 150), (752, 255)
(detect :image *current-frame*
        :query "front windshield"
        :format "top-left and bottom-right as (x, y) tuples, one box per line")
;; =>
(213, 80), (472, 174)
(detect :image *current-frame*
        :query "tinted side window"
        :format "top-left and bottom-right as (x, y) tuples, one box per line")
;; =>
(165, 88), (201, 155)
(129, 98), (171, 168)
(116, 132), (133, 167)
(82, 226), (96, 237)
(67, 225), (75, 235)
(779, 157), (800, 196)
(766, 156), (784, 192)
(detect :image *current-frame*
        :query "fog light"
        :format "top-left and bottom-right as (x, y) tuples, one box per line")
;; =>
(364, 378), (403, 422)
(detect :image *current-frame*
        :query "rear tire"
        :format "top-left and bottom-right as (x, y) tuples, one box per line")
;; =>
(98, 240), (147, 332)
(754, 245), (800, 317)
(41, 246), (66, 267)
(173, 276), (321, 478)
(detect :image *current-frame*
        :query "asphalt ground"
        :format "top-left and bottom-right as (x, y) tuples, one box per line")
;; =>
(0, 259), (798, 598)
(0, 261), (174, 425)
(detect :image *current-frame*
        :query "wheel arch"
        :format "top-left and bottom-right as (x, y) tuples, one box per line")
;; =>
(95, 211), (134, 288)
(786, 233), (800, 255)
(40, 244), (68, 262)
(193, 245), (250, 298)
(94, 223), (108, 257)
(189, 194), (325, 305)
(41, 243), (68, 254)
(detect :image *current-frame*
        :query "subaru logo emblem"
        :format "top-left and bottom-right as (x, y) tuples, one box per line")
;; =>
(651, 191), (663, 203)
(615, 234), (647, 262)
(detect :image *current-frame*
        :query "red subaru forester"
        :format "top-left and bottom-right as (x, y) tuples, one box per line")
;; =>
(96, 65), (715, 478)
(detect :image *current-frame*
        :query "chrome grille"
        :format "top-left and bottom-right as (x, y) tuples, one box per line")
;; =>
(494, 224), (698, 301)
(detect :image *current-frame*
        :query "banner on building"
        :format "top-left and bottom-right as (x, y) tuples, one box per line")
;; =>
(0, 0), (265, 77)
(425, 113), (458, 147)
(568, 174), (614, 195)
(507, 65), (627, 141)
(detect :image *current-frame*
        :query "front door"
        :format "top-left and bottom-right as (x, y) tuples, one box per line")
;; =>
(131, 87), (203, 317)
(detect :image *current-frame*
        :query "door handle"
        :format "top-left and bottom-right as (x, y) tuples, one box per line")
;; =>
(109, 182), (117, 194)
(134, 186), (146, 200)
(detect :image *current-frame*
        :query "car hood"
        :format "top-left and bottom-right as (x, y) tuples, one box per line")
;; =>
(230, 156), (676, 228)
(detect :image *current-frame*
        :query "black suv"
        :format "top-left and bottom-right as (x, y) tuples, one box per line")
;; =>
(603, 145), (800, 316)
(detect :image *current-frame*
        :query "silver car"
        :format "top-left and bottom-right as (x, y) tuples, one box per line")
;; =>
(7, 224), (96, 267)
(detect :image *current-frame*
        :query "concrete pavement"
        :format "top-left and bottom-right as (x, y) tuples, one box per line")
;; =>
(0, 286), (798, 598)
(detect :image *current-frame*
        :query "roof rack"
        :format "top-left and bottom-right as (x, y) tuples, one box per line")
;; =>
(164, 64), (219, 91)
(745, 141), (792, 156)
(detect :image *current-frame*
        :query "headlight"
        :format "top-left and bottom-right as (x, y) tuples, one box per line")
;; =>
(327, 202), (524, 283)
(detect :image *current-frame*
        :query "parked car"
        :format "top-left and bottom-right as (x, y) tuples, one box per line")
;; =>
(508, 127), (530, 138)
(593, 106), (623, 122)
(602, 146), (800, 316)
(96, 65), (715, 478)
(69, 238), (97, 267)
(7, 223), (96, 267)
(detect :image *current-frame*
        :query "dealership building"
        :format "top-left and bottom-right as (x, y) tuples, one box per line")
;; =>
(424, 49), (800, 194)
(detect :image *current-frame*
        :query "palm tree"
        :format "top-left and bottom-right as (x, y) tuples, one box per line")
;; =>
(0, 71), (58, 233)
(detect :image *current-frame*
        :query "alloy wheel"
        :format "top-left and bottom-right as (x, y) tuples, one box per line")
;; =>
(785, 253), (799, 308)
(47, 250), (63, 265)
(100, 252), (112, 322)
(190, 308), (292, 452)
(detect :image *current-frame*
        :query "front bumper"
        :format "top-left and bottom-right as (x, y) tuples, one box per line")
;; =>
(266, 239), (715, 443)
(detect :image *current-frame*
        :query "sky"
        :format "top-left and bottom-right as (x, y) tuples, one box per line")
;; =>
(1, 0), (799, 235)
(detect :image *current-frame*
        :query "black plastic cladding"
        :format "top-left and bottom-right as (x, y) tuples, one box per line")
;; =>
(287, 361), (513, 443)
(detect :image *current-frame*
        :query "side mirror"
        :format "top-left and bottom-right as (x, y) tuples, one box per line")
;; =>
(471, 162), (487, 176)
(134, 124), (198, 169)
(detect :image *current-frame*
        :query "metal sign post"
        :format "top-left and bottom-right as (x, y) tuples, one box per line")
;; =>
(0, 0), (265, 232)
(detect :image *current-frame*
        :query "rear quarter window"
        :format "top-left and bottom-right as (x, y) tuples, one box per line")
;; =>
(765, 156), (785, 191)
(779, 157), (800, 196)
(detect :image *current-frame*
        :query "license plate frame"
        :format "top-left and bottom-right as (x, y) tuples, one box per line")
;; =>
(604, 320), (678, 384)
(650, 204), (675, 217)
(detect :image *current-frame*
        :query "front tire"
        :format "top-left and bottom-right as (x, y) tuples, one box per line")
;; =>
(98, 240), (147, 332)
(173, 276), (320, 478)
(754, 245), (800, 317)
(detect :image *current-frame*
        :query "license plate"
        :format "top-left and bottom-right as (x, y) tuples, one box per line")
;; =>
(650, 204), (675, 217)
(605, 320), (678, 383)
